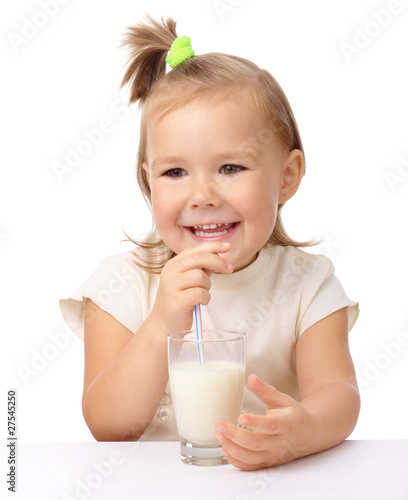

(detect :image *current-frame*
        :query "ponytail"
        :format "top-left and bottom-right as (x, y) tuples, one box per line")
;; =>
(120, 15), (177, 104)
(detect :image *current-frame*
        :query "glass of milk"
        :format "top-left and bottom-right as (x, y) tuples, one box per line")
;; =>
(168, 329), (246, 466)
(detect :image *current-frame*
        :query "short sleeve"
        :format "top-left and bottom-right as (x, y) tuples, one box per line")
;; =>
(59, 252), (152, 340)
(295, 255), (359, 340)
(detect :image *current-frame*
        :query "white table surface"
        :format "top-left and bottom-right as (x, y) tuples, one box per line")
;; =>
(4, 440), (408, 499)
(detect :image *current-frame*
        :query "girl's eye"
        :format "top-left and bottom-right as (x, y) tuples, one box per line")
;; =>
(165, 168), (187, 178)
(220, 164), (243, 175)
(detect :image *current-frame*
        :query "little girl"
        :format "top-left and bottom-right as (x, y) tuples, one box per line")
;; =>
(60, 16), (360, 471)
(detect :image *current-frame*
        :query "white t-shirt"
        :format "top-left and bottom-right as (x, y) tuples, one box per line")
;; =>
(60, 245), (359, 441)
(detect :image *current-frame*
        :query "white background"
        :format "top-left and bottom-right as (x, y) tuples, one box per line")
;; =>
(1, 0), (407, 442)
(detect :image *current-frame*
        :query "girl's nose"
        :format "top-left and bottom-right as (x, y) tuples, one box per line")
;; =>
(188, 178), (222, 208)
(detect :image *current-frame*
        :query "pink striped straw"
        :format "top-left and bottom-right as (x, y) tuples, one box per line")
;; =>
(194, 304), (205, 366)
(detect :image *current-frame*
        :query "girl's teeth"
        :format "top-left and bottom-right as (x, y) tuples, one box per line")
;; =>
(193, 223), (228, 229)
(195, 229), (230, 237)
(193, 224), (220, 229)
(192, 223), (235, 237)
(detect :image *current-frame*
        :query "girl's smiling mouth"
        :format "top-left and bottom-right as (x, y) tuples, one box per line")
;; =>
(186, 222), (238, 240)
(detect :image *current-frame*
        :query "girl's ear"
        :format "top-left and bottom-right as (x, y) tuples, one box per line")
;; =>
(278, 149), (305, 204)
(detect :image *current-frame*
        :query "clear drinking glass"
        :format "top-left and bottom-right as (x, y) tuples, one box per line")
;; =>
(168, 329), (246, 466)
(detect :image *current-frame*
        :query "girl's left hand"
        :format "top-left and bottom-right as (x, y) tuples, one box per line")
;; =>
(215, 374), (314, 471)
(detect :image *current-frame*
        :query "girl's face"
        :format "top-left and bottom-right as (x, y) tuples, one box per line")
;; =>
(143, 97), (303, 271)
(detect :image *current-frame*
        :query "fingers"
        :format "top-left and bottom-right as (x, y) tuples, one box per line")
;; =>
(213, 377), (305, 471)
(215, 422), (274, 470)
(189, 240), (232, 255)
(215, 419), (297, 470)
(219, 429), (298, 471)
(162, 244), (232, 298)
(178, 269), (212, 292)
(152, 241), (233, 332)
(221, 451), (270, 472)
(238, 412), (285, 436)
(247, 374), (296, 409)
(216, 413), (284, 452)
(173, 241), (234, 275)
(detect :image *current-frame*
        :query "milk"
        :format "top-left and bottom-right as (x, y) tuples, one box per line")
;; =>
(169, 360), (245, 446)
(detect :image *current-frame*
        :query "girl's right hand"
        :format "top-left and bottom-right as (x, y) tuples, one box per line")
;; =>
(149, 241), (234, 334)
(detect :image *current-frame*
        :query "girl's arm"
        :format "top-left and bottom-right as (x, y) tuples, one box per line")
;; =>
(293, 306), (360, 453)
(81, 241), (233, 441)
(82, 301), (170, 441)
(215, 307), (360, 470)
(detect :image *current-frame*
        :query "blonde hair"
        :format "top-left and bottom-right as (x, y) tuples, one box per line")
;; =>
(121, 15), (316, 273)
